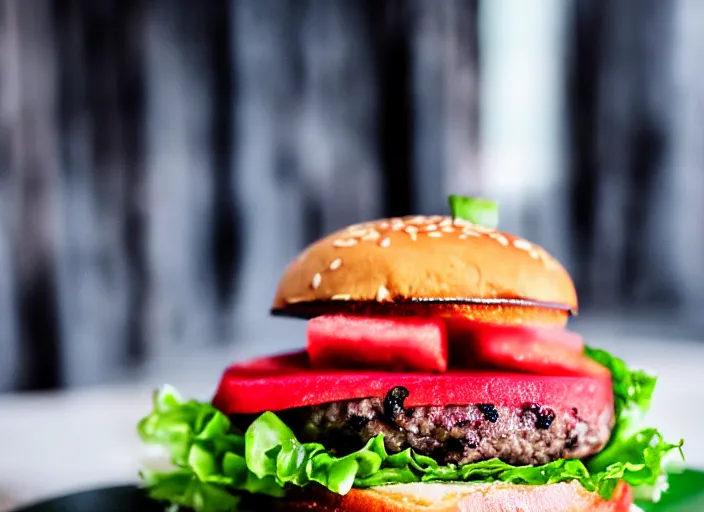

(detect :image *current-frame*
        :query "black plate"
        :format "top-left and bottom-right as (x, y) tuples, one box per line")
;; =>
(11, 470), (704, 512)
(11, 485), (163, 512)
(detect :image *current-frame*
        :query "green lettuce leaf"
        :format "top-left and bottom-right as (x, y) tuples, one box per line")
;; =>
(583, 345), (684, 501)
(583, 346), (657, 419)
(138, 377), (682, 512)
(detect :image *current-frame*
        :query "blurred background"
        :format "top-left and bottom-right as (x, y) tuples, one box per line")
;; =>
(1, 0), (704, 394)
(3, 1), (704, 508)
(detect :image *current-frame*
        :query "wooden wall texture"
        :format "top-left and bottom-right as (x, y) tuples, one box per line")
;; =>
(1, 0), (703, 391)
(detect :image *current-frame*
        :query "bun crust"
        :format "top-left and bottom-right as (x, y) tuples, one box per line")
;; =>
(274, 300), (570, 326)
(272, 216), (577, 315)
(278, 481), (633, 512)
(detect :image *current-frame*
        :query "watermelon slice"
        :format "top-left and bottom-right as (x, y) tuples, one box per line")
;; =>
(455, 336), (611, 379)
(445, 319), (585, 352)
(212, 351), (613, 427)
(307, 315), (448, 373)
(446, 319), (607, 378)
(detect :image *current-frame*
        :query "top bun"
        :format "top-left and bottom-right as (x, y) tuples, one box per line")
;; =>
(271, 215), (577, 318)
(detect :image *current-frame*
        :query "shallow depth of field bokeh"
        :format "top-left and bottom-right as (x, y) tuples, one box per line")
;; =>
(2, 1), (704, 508)
(3, 0), (702, 393)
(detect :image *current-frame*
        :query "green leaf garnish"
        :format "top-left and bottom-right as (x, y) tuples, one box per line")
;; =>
(138, 373), (683, 511)
(635, 469), (704, 511)
(448, 195), (499, 229)
(584, 346), (657, 420)
(583, 345), (684, 501)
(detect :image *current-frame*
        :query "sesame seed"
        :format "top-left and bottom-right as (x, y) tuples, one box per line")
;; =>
(331, 293), (351, 301)
(311, 273), (322, 289)
(407, 216), (426, 225)
(441, 226), (454, 233)
(379, 222), (390, 229)
(347, 228), (368, 238)
(463, 230), (480, 237)
(379, 237), (391, 248)
(362, 230), (380, 241)
(439, 218), (452, 227)
(513, 239), (532, 251)
(404, 226), (419, 241)
(452, 218), (472, 227)
(459, 233), (468, 239)
(329, 258), (342, 270)
(424, 224), (438, 231)
(376, 285), (390, 301)
(427, 231), (442, 238)
(490, 233), (509, 246)
(333, 238), (358, 248)
(529, 250), (540, 259)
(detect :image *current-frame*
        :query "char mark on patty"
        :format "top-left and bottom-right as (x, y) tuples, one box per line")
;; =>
(250, 395), (612, 467)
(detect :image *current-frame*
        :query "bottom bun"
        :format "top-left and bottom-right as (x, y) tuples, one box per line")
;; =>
(277, 481), (633, 512)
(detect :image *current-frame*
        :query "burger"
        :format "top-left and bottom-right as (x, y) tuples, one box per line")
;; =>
(137, 196), (683, 511)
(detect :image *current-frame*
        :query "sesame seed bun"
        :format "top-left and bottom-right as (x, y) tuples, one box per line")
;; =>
(271, 215), (577, 325)
(273, 300), (571, 326)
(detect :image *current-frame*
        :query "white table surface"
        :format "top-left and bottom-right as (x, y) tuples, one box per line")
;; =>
(1, 323), (703, 511)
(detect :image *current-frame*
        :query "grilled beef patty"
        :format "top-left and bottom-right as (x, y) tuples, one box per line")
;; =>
(266, 388), (612, 466)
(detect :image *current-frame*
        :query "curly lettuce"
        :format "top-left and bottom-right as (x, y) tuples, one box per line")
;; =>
(583, 345), (657, 419)
(138, 373), (682, 512)
(582, 345), (684, 502)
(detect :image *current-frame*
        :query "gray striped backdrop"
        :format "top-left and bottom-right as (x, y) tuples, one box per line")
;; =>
(1, 0), (703, 391)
